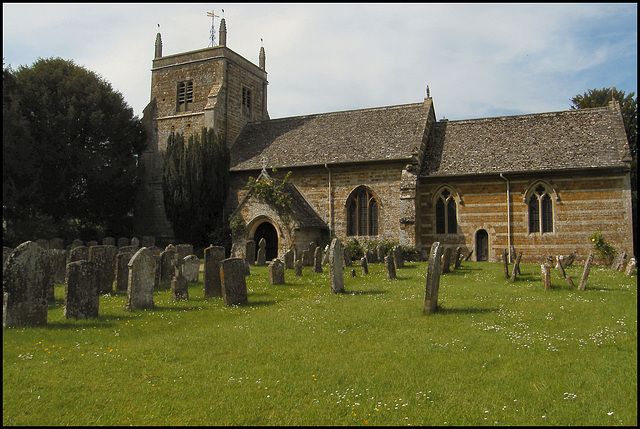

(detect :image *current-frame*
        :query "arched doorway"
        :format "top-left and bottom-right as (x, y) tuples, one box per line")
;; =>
(254, 222), (278, 261)
(476, 229), (489, 261)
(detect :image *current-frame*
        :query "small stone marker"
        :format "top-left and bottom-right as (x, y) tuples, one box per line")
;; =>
(182, 255), (200, 283)
(578, 250), (595, 291)
(541, 263), (551, 290)
(441, 247), (452, 274)
(220, 258), (248, 306)
(624, 257), (636, 276)
(284, 249), (294, 270)
(64, 260), (99, 319)
(376, 245), (385, 263)
(329, 238), (344, 294)
(384, 255), (397, 280)
(393, 245), (404, 269)
(257, 238), (266, 265)
(343, 246), (352, 267)
(453, 247), (462, 270)
(510, 251), (523, 282)
(268, 258), (285, 285)
(3, 241), (51, 327)
(502, 248), (510, 279)
(204, 245), (225, 297)
(423, 241), (443, 314)
(295, 258), (303, 276)
(556, 255), (574, 288)
(115, 250), (135, 292)
(360, 257), (369, 275)
(171, 262), (189, 301)
(126, 247), (155, 310)
(159, 247), (177, 285)
(89, 245), (117, 294)
(611, 250), (627, 271)
(245, 240), (256, 265)
(313, 247), (323, 273)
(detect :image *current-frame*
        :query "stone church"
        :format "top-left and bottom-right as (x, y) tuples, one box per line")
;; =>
(135, 19), (634, 263)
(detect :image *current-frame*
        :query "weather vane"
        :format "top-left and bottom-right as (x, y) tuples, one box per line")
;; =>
(207, 10), (219, 47)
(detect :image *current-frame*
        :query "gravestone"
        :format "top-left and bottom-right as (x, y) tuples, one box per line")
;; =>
(257, 238), (267, 265)
(308, 242), (318, 265)
(268, 258), (285, 285)
(441, 247), (452, 274)
(423, 241), (443, 314)
(119, 245), (137, 255)
(301, 249), (311, 267)
(141, 236), (155, 248)
(556, 254), (574, 287)
(343, 246), (352, 267)
(350, 269), (356, 277)
(453, 247), (463, 270)
(578, 250), (595, 291)
(48, 249), (68, 284)
(360, 257), (369, 275)
(611, 250), (627, 271)
(502, 248), (510, 279)
(393, 245), (404, 269)
(313, 247), (323, 273)
(182, 255), (200, 283)
(126, 247), (155, 310)
(68, 246), (89, 263)
(204, 245), (225, 297)
(102, 237), (116, 246)
(376, 245), (385, 263)
(384, 256), (397, 280)
(115, 250), (135, 292)
(130, 237), (140, 249)
(329, 238), (344, 294)
(465, 249), (474, 261)
(64, 260), (99, 319)
(36, 239), (50, 250)
(295, 258), (303, 276)
(89, 245), (117, 294)
(322, 244), (330, 265)
(159, 247), (177, 285)
(220, 258), (248, 306)
(284, 249), (294, 270)
(70, 239), (84, 250)
(171, 260), (189, 301)
(49, 238), (64, 250)
(3, 241), (51, 327)
(541, 263), (551, 290)
(117, 237), (130, 249)
(3, 246), (13, 264)
(176, 244), (194, 261)
(510, 251), (523, 282)
(86, 240), (99, 248)
(246, 240), (256, 265)
(366, 248), (376, 264)
(624, 257), (636, 276)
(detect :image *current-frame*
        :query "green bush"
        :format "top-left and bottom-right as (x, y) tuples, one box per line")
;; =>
(590, 232), (616, 266)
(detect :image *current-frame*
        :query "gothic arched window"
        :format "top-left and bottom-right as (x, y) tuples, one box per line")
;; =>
(435, 188), (457, 234)
(347, 187), (379, 236)
(528, 184), (553, 234)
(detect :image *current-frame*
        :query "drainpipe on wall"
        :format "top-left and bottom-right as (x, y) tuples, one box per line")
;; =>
(325, 163), (333, 237)
(499, 173), (512, 262)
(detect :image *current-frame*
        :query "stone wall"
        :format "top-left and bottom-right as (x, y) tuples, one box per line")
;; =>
(417, 170), (634, 263)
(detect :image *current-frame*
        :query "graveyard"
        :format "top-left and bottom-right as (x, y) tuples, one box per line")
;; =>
(2, 245), (637, 426)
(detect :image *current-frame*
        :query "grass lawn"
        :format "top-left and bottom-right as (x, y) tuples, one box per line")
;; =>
(3, 259), (637, 426)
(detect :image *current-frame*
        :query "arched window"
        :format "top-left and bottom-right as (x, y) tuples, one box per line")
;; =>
(347, 187), (379, 236)
(528, 184), (553, 234)
(435, 188), (457, 234)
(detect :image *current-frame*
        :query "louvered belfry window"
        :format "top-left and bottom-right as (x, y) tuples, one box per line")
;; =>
(177, 80), (193, 112)
(435, 188), (457, 234)
(347, 187), (379, 236)
(528, 184), (553, 234)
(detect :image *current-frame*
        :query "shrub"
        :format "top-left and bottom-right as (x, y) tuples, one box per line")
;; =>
(590, 232), (616, 266)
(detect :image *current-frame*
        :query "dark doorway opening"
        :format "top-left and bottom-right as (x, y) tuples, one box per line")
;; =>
(254, 222), (278, 261)
(476, 229), (489, 261)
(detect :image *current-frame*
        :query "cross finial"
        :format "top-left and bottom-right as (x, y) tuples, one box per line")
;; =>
(261, 156), (268, 174)
(207, 10), (219, 47)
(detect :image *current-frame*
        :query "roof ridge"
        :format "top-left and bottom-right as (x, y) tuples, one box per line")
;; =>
(443, 106), (610, 125)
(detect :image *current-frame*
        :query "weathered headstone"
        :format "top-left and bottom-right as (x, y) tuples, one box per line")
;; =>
(86, 240), (99, 248)
(365, 248), (376, 264)
(126, 247), (155, 310)
(141, 236), (155, 248)
(130, 237), (140, 249)
(68, 246), (89, 263)
(360, 257), (369, 275)
(171, 260), (189, 301)
(268, 258), (285, 285)
(441, 247), (452, 274)
(541, 263), (551, 290)
(159, 248), (177, 285)
(102, 237), (116, 246)
(611, 250), (627, 271)
(502, 248), (510, 279)
(423, 242), (443, 314)
(465, 249), (474, 261)
(308, 241), (317, 264)
(176, 244), (194, 261)
(556, 254), (574, 288)
(36, 239), (50, 250)
(70, 239), (84, 250)
(343, 246), (352, 267)
(64, 260), (99, 319)
(393, 245), (404, 269)
(220, 258), (248, 306)
(204, 245), (225, 297)
(384, 255), (397, 280)
(301, 249), (311, 267)
(624, 257), (636, 276)
(510, 251), (523, 282)
(284, 249), (294, 270)
(313, 247), (323, 273)
(48, 249), (68, 284)
(3, 246), (13, 264)
(3, 241), (51, 327)
(329, 238), (344, 294)
(376, 245), (385, 263)
(453, 247), (463, 270)
(117, 237), (130, 249)
(245, 240), (256, 265)
(182, 255), (200, 283)
(89, 245), (117, 294)
(293, 258), (302, 276)
(115, 251), (135, 292)
(322, 244), (330, 265)
(49, 238), (64, 250)
(578, 250), (595, 291)
(257, 238), (266, 265)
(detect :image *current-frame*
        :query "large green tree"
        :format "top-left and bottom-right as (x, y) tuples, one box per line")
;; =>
(3, 58), (146, 246)
(162, 127), (230, 247)
(571, 87), (637, 256)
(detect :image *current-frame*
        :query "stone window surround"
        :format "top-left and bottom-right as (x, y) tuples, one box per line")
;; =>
(345, 185), (381, 238)
(523, 180), (558, 235)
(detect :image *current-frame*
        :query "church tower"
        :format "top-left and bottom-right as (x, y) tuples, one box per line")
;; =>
(135, 18), (269, 242)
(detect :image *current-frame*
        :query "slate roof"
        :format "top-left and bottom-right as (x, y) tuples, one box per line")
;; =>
(230, 102), (430, 171)
(421, 104), (631, 177)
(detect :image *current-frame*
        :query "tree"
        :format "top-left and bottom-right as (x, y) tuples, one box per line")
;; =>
(572, 87), (637, 256)
(3, 58), (146, 246)
(162, 127), (230, 247)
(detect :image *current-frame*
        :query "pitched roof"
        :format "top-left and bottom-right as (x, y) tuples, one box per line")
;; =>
(230, 102), (430, 171)
(420, 104), (631, 177)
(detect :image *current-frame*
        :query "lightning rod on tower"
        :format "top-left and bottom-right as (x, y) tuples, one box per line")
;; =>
(207, 10), (219, 47)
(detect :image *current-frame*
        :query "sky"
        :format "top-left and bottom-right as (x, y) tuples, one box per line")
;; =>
(3, 3), (637, 121)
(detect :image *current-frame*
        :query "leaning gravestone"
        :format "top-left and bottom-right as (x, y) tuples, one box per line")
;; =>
(313, 247), (323, 274)
(453, 247), (463, 270)
(556, 254), (574, 288)
(220, 258), (248, 306)
(64, 260), (99, 319)
(257, 238), (267, 266)
(360, 257), (369, 275)
(384, 256), (397, 280)
(3, 241), (51, 327)
(510, 251), (524, 282)
(268, 258), (285, 285)
(322, 245), (330, 265)
(115, 250), (135, 292)
(376, 245), (385, 263)
(329, 238), (344, 294)
(578, 250), (595, 291)
(393, 245), (404, 269)
(502, 248), (510, 279)
(182, 255), (200, 283)
(611, 250), (627, 271)
(204, 245), (225, 297)
(624, 257), (636, 276)
(301, 250), (311, 267)
(126, 247), (155, 310)
(423, 241), (443, 314)
(89, 245), (117, 294)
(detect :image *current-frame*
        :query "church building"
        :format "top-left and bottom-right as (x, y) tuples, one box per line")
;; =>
(136, 19), (634, 263)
